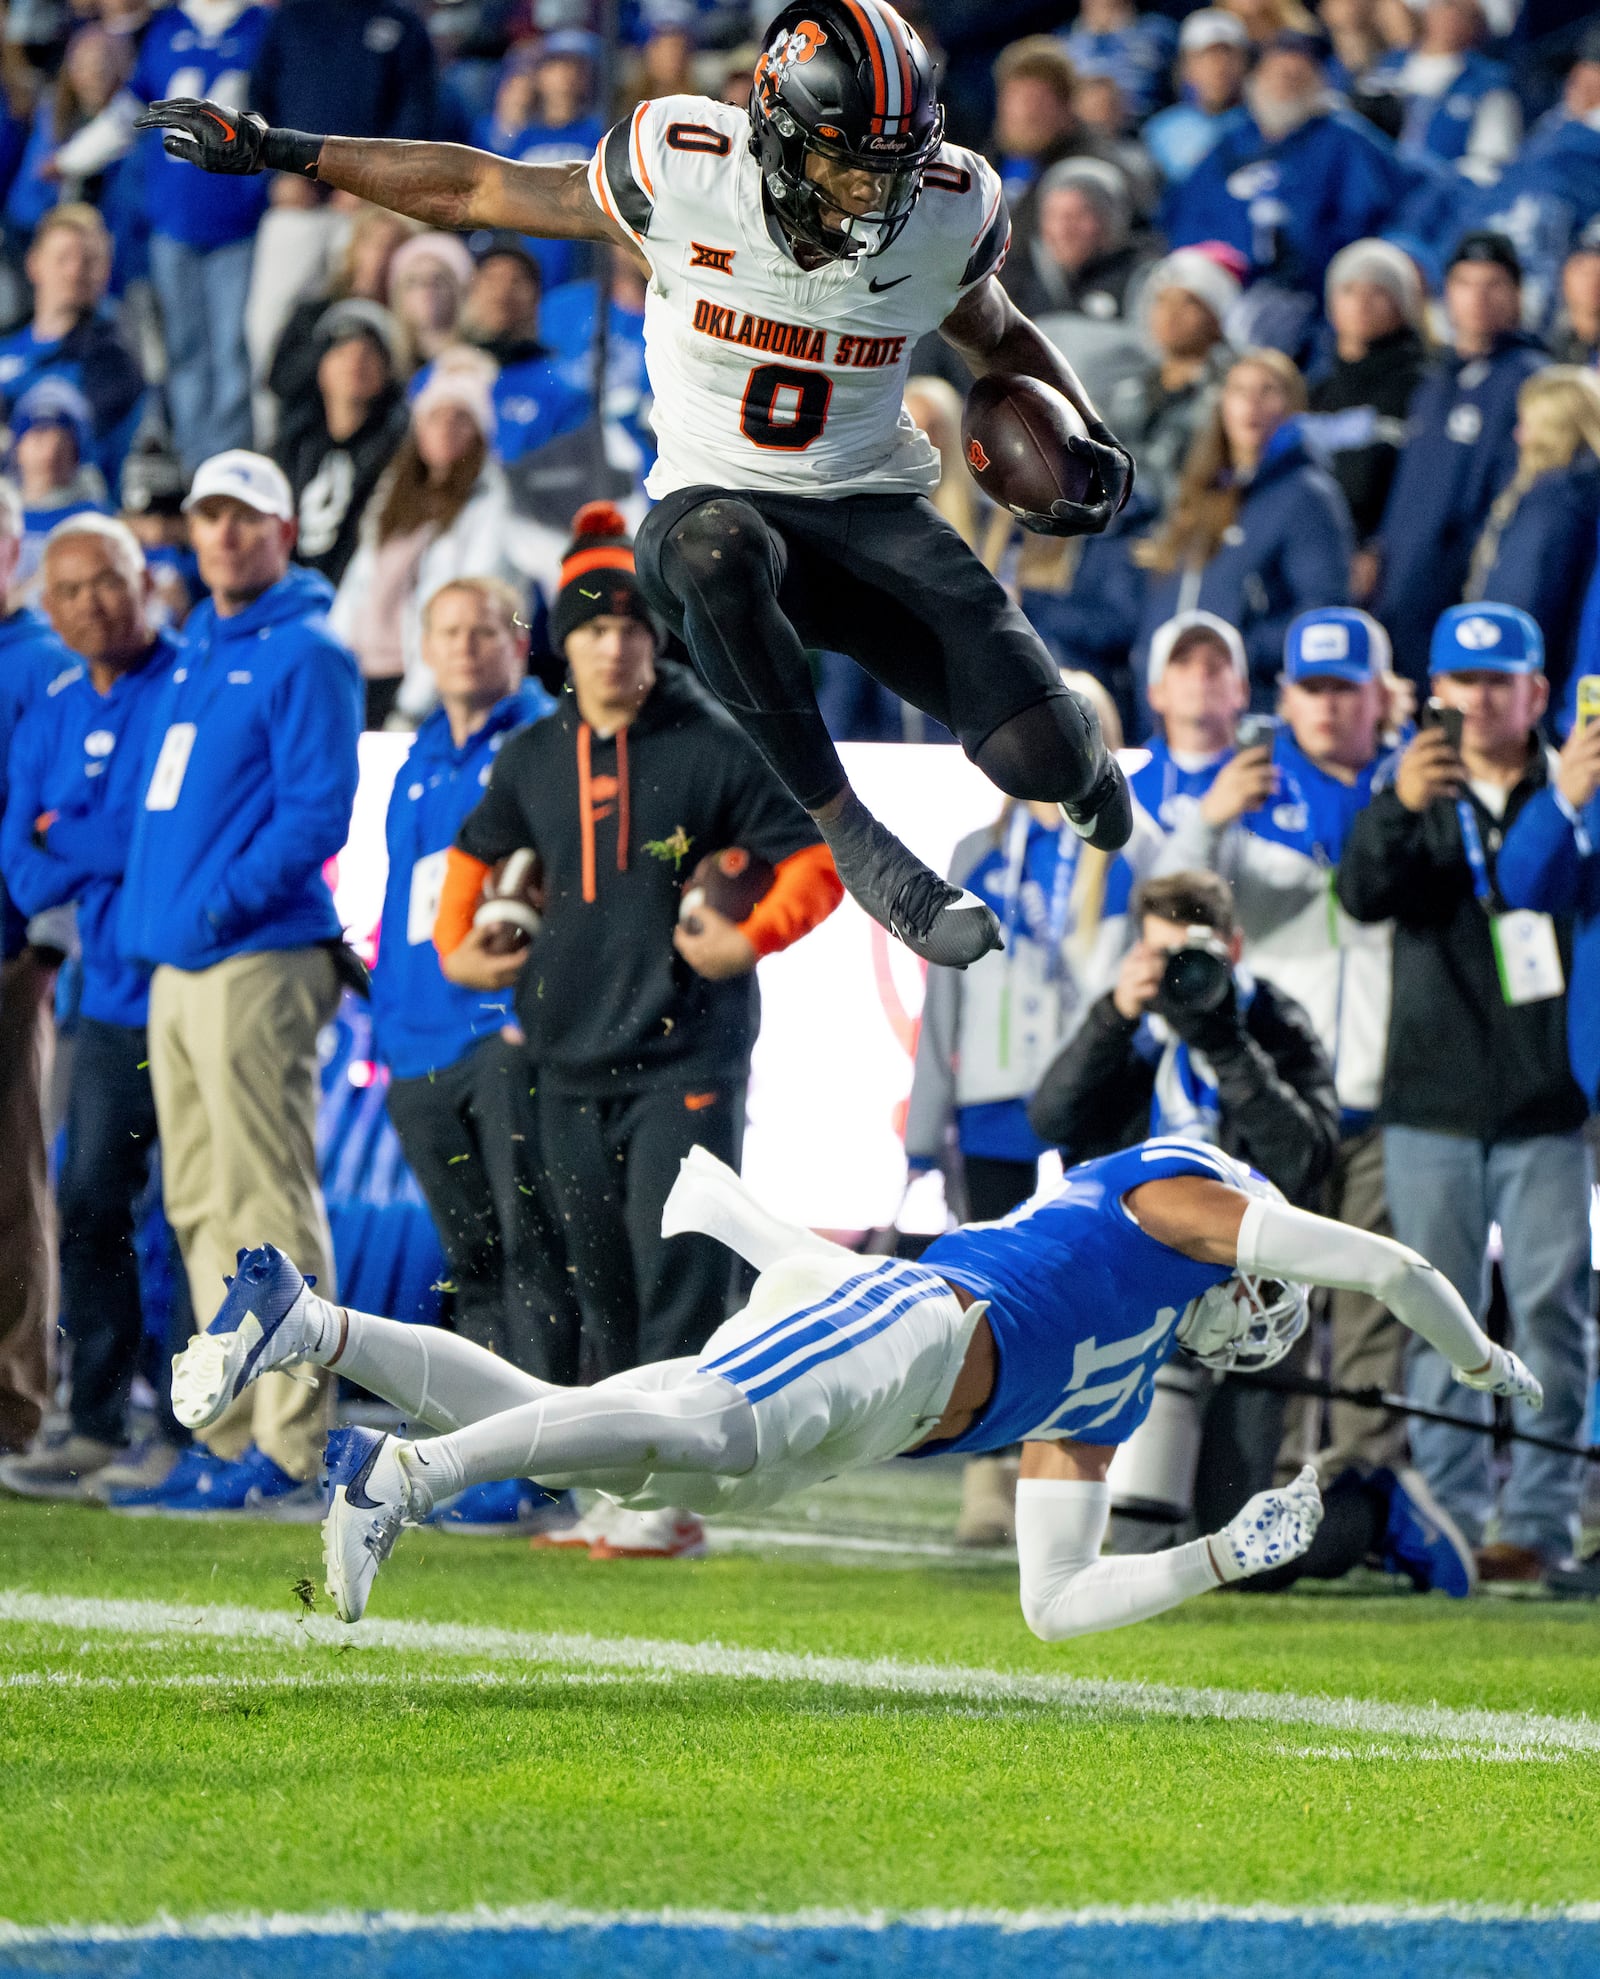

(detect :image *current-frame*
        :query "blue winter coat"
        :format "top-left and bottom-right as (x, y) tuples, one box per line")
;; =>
(1371, 48), (1513, 167)
(0, 605), (81, 958)
(0, 632), (179, 1025)
(1474, 456), (1600, 717)
(1164, 105), (1419, 293)
(1374, 332), (1549, 682)
(119, 566), (361, 971)
(252, 0), (438, 142)
(1026, 430), (1353, 726)
(371, 683), (555, 1081)
(1497, 786), (1600, 1107)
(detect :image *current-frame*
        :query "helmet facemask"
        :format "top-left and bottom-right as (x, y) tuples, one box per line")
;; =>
(754, 107), (942, 261)
(1175, 1269), (1309, 1373)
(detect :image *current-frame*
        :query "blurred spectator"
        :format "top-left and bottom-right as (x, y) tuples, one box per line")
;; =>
(332, 363), (519, 728)
(1548, 218), (1600, 365)
(472, 40), (544, 155)
(1338, 601), (1594, 1588)
(718, 44), (759, 110)
(1321, 0), (1390, 97)
(0, 205), (143, 485)
(1002, 156), (1153, 324)
(1222, 0), (1321, 50)
(904, 375), (981, 550)
(1370, 231), (1547, 683)
(268, 205), (419, 418)
(1142, 10), (1251, 186)
(434, 504), (842, 1558)
(273, 299), (409, 588)
(0, 479), (79, 1458)
(4, 26), (136, 255)
(253, 0), (437, 146)
(1029, 865), (1338, 1534)
(480, 30), (602, 292)
(0, 516), (181, 1500)
(1369, 0), (1519, 179)
(385, 230), (472, 367)
(1103, 242), (1241, 515)
(1129, 348), (1353, 706)
(626, 21), (696, 110)
(1303, 238), (1429, 546)
(1060, 0), (1177, 124)
(113, 449), (361, 1517)
(1465, 368), (1600, 718)
(119, 440), (196, 628)
(454, 232), (588, 463)
(1166, 27), (1416, 319)
(1154, 607), (1409, 1473)
(541, 246), (651, 464)
(125, 0), (271, 471)
(372, 577), (580, 1406)
(9, 377), (107, 588)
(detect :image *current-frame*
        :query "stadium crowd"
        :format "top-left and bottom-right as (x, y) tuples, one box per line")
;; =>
(0, 0), (1596, 1593)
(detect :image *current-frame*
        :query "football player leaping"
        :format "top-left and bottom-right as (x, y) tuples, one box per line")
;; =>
(171, 1140), (1540, 1629)
(136, 0), (1137, 970)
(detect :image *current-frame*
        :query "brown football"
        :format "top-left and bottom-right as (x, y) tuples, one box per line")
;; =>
(679, 846), (777, 931)
(961, 373), (1095, 523)
(473, 847), (545, 954)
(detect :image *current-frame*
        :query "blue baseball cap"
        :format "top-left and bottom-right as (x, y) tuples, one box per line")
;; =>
(1283, 607), (1391, 683)
(1429, 603), (1544, 677)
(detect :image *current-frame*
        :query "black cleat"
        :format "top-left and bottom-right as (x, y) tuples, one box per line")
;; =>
(1061, 757), (1133, 853)
(816, 792), (1002, 968)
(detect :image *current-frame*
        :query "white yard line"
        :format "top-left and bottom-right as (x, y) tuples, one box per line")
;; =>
(4, 1587), (1595, 1754)
(3, 1900), (1600, 1946)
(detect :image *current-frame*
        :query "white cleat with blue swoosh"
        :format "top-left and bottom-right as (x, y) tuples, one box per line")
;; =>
(170, 1244), (321, 1432)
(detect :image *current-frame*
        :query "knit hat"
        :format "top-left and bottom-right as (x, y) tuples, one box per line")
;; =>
(1324, 238), (1426, 330)
(411, 350), (496, 439)
(551, 501), (657, 650)
(9, 377), (92, 461)
(1144, 243), (1245, 333)
(1447, 229), (1521, 283)
(387, 230), (475, 304)
(315, 297), (407, 375)
(1036, 157), (1133, 251)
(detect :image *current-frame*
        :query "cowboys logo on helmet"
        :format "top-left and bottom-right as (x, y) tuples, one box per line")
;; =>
(749, 0), (946, 261)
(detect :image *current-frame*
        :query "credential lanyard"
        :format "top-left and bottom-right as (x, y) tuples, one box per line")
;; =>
(1457, 799), (1494, 909)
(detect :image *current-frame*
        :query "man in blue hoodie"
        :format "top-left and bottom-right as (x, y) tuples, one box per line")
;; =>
(0, 516), (182, 1501)
(0, 480), (81, 1457)
(116, 449), (361, 1517)
(372, 576), (579, 1411)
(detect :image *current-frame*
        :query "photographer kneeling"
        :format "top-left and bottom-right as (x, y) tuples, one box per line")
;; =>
(1029, 870), (1339, 1534)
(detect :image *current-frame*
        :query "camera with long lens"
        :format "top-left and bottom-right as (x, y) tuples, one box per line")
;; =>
(1156, 926), (1233, 1017)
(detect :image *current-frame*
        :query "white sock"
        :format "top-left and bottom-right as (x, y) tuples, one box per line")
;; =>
(315, 1305), (554, 1431)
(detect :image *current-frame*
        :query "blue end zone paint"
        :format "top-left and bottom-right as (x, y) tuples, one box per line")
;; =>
(5, 1919), (1600, 1979)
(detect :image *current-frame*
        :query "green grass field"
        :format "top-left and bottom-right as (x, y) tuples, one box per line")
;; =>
(2, 1478), (1598, 1937)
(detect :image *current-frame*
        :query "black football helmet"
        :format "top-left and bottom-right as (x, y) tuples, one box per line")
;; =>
(749, 0), (945, 262)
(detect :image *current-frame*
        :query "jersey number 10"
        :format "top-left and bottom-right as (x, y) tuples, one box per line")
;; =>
(740, 363), (833, 451)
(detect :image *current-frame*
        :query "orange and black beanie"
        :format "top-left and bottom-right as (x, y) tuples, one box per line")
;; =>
(551, 502), (659, 650)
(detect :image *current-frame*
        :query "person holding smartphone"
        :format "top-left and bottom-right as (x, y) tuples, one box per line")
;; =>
(1338, 602), (1595, 1592)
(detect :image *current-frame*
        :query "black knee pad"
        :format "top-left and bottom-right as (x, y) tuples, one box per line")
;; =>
(973, 691), (1103, 804)
(664, 497), (785, 599)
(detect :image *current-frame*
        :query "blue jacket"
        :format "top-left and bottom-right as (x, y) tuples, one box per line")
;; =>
(1059, 16), (1176, 119)
(1496, 785), (1600, 1107)
(253, 0), (438, 143)
(1165, 105), (1418, 293)
(119, 566), (361, 970)
(0, 314), (145, 486)
(1372, 48), (1513, 167)
(0, 605), (81, 958)
(131, 5), (272, 250)
(0, 632), (179, 1025)
(1475, 457), (1600, 719)
(371, 683), (555, 1080)
(1374, 332), (1549, 682)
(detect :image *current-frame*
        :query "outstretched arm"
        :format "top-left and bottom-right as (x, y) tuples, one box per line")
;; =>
(131, 98), (635, 247)
(1013, 1440), (1323, 1641)
(1124, 1175), (1542, 1404)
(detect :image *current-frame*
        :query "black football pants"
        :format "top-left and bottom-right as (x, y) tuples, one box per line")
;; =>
(635, 486), (1107, 814)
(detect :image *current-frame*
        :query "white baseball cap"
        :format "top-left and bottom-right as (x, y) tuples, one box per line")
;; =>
(183, 449), (295, 521)
(1180, 9), (1250, 53)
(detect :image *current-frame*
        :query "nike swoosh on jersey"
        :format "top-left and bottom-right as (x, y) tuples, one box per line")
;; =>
(867, 273), (912, 292)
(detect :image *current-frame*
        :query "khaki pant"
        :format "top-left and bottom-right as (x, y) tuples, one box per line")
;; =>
(0, 951), (56, 1450)
(148, 948), (339, 1479)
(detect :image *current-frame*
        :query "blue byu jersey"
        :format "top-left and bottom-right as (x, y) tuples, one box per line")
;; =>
(915, 1140), (1245, 1453)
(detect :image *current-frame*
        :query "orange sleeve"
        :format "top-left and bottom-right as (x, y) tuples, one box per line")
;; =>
(738, 842), (845, 960)
(434, 847), (491, 958)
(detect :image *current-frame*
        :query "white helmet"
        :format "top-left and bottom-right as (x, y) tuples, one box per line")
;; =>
(1174, 1165), (1309, 1372)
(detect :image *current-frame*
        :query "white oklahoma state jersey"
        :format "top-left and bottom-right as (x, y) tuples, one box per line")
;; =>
(587, 94), (1009, 499)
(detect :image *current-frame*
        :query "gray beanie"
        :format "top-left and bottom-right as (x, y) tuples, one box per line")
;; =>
(1036, 156), (1132, 252)
(1324, 238), (1425, 331)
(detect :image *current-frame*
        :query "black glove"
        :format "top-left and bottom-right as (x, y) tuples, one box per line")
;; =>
(1017, 419), (1137, 539)
(132, 98), (322, 176)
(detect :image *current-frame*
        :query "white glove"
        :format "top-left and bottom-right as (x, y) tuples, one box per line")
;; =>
(1210, 1464), (1323, 1584)
(1454, 1342), (1543, 1408)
